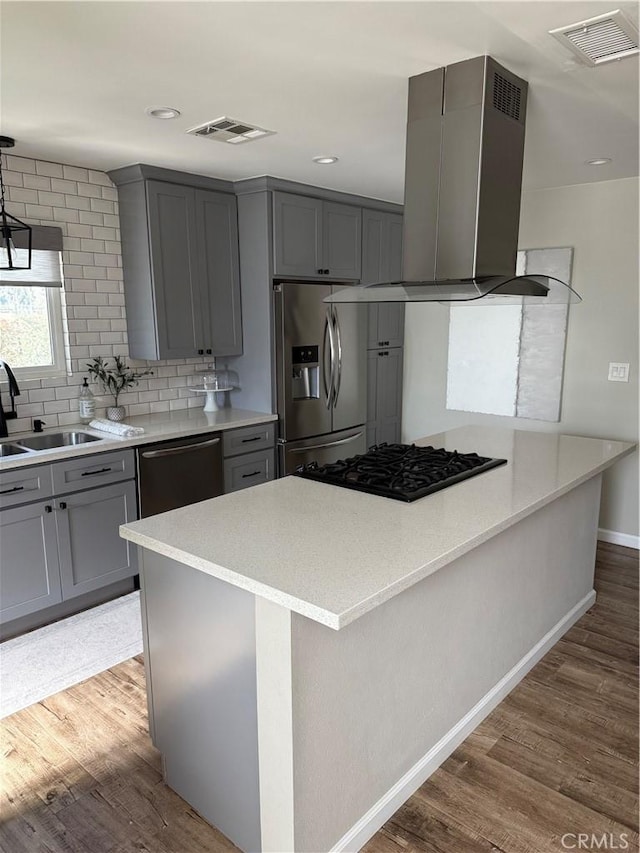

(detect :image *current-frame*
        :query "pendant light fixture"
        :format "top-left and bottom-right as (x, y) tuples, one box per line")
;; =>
(0, 136), (32, 270)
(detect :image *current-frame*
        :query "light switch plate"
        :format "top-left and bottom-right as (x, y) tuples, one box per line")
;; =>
(608, 362), (630, 382)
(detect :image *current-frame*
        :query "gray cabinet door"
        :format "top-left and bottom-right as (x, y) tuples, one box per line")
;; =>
(196, 189), (243, 356)
(366, 347), (403, 447)
(323, 202), (361, 280)
(367, 304), (405, 349)
(55, 481), (138, 600)
(362, 209), (386, 285)
(388, 213), (403, 280)
(0, 501), (62, 623)
(273, 192), (323, 277)
(147, 180), (203, 359)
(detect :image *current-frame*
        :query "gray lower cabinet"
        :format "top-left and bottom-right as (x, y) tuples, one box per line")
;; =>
(114, 173), (242, 360)
(273, 192), (361, 279)
(223, 423), (275, 492)
(55, 481), (138, 600)
(367, 347), (404, 448)
(0, 501), (62, 622)
(0, 452), (138, 627)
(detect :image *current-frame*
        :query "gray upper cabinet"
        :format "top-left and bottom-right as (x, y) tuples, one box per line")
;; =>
(0, 501), (62, 622)
(363, 209), (405, 350)
(273, 192), (361, 279)
(147, 181), (202, 359)
(273, 192), (323, 277)
(361, 209), (403, 285)
(114, 173), (242, 360)
(197, 190), (243, 357)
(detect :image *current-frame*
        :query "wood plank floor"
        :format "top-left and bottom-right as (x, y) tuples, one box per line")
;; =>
(1, 542), (638, 853)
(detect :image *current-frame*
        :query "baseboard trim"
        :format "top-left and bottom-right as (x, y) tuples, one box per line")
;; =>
(330, 590), (596, 853)
(598, 529), (640, 550)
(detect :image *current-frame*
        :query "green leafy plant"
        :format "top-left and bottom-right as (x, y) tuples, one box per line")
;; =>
(86, 356), (153, 407)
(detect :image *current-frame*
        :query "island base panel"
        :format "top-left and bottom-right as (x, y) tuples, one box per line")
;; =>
(139, 551), (261, 853)
(285, 475), (602, 852)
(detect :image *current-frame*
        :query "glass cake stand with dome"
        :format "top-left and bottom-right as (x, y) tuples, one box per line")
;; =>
(188, 368), (235, 412)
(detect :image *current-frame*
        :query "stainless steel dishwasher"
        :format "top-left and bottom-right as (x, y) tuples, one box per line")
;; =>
(136, 432), (224, 518)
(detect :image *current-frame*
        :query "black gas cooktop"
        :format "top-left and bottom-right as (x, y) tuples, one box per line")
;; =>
(294, 442), (507, 503)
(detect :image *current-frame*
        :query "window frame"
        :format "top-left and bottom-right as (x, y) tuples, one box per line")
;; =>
(2, 283), (68, 382)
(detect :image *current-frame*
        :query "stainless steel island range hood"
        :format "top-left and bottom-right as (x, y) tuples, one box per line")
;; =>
(328, 56), (580, 305)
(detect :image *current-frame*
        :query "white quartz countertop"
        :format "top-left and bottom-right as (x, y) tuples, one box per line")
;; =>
(120, 426), (635, 630)
(0, 408), (277, 471)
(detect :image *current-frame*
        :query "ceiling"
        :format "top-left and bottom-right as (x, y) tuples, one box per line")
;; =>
(1, 1), (638, 203)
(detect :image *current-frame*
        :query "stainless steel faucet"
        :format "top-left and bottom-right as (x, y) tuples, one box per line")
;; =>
(0, 360), (20, 438)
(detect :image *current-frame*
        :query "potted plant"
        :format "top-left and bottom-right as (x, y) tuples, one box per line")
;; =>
(87, 355), (153, 421)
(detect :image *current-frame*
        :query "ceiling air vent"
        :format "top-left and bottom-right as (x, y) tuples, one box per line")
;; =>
(550, 9), (639, 66)
(186, 117), (276, 144)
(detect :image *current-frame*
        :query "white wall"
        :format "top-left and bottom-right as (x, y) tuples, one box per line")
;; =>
(1, 155), (212, 433)
(403, 177), (639, 539)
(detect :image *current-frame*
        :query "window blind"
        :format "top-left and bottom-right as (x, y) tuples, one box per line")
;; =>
(0, 225), (64, 287)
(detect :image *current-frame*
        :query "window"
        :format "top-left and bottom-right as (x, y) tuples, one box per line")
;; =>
(0, 282), (66, 379)
(0, 226), (67, 379)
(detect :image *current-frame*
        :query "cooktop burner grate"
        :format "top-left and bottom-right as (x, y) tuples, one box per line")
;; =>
(294, 443), (507, 502)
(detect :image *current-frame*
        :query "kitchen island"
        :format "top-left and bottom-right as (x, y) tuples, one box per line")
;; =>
(120, 425), (634, 853)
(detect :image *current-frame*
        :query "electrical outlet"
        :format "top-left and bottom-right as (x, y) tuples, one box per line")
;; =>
(608, 362), (630, 382)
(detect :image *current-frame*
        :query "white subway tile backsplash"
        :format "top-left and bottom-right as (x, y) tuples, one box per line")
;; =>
(52, 207), (80, 223)
(65, 194), (92, 211)
(36, 160), (64, 178)
(63, 165), (89, 182)
(23, 174), (52, 191)
(88, 169), (111, 186)
(77, 182), (103, 198)
(38, 190), (66, 207)
(9, 186), (39, 203)
(7, 155), (36, 174)
(79, 210), (104, 226)
(25, 203), (54, 219)
(51, 178), (77, 194)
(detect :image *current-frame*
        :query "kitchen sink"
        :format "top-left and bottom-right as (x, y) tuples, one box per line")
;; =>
(14, 431), (102, 451)
(0, 443), (29, 457)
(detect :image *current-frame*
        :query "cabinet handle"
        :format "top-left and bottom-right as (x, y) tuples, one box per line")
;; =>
(59, 501), (67, 510)
(241, 470), (261, 479)
(324, 269), (330, 275)
(241, 436), (262, 443)
(198, 349), (204, 355)
(81, 467), (112, 477)
(317, 269), (323, 275)
(0, 484), (25, 495)
(206, 349), (212, 355)
(44, 505), (52, 513)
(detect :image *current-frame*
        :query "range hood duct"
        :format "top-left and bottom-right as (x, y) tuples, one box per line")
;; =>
(327, 56), (580, 305)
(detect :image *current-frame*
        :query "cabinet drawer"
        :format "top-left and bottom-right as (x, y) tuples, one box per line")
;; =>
(223, 423), (275, 458)
(52, 449), (135, 495)
(0, 465), (53, 509)
(224, 449), (275, 493)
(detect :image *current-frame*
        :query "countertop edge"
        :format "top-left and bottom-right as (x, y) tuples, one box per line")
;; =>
(120, 441), (635, 630)
(0, 411), (278, 471)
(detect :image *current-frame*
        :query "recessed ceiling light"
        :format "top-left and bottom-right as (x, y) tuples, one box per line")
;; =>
(146, 107), (181, 120)
(586, 157), (612, 166)
(313, 155), (339, 165)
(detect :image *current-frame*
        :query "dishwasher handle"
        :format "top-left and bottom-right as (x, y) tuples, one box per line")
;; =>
(141, 437), (221, 459)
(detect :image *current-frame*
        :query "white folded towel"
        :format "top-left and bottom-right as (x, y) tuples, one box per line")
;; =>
(89, 418), (145, 438)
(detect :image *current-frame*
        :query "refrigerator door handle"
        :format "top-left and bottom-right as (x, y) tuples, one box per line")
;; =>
(324, 309), (337, 410)
(288, 431), (364, 453)
(332, 307), (343, 406)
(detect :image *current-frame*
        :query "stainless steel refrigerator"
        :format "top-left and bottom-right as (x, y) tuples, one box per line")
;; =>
(274, 282), (367, 474)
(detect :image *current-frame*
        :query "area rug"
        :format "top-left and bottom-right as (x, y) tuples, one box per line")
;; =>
(0, 592), (143, 718)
